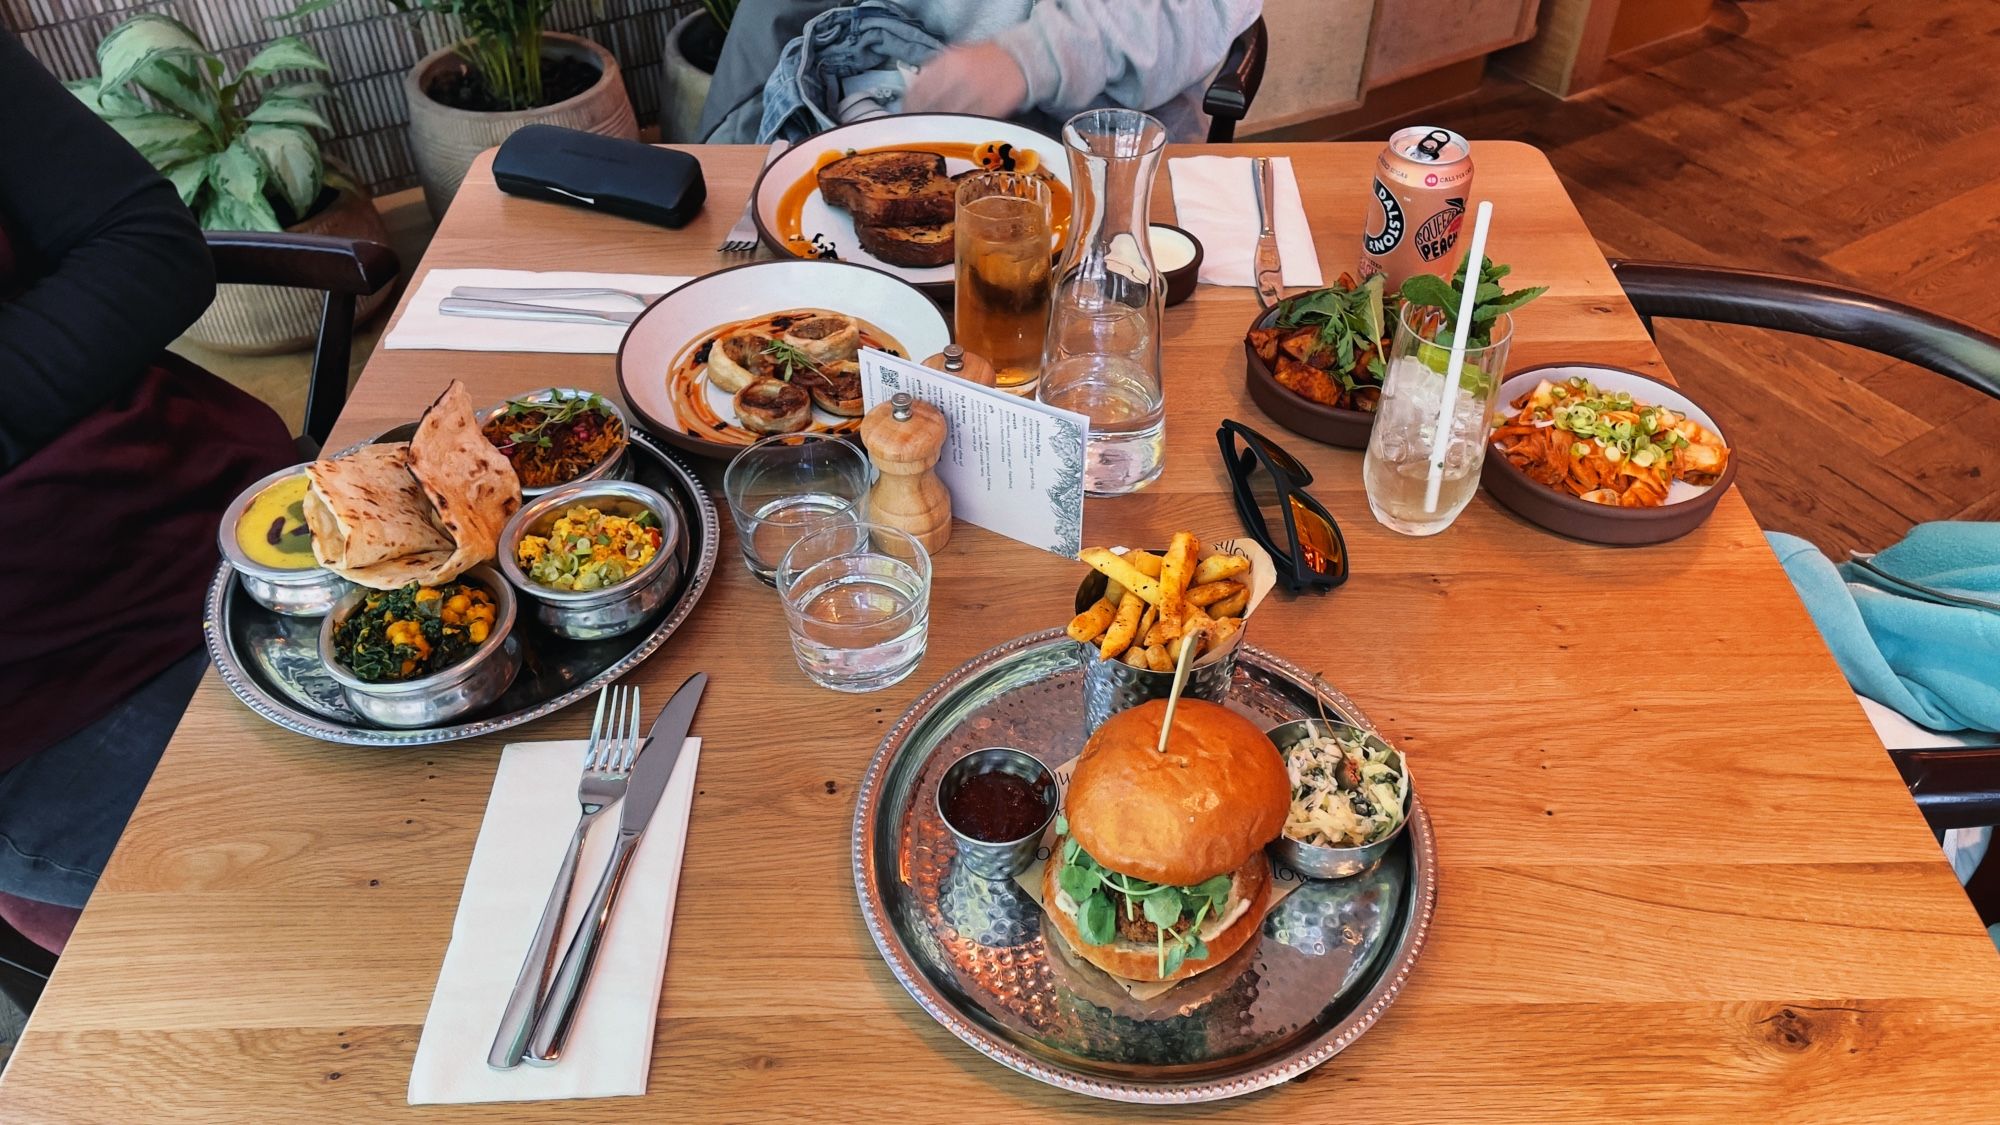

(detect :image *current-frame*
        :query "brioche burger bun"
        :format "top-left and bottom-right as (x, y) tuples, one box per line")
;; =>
(1044, 698), (1290, 983)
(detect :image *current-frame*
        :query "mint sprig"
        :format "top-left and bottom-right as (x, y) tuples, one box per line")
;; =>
(1399, 256), (1546, 350)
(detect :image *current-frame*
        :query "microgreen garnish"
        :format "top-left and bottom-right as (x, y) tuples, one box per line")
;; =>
(761, 339), (824, 382)
(494, 391), (609, 450)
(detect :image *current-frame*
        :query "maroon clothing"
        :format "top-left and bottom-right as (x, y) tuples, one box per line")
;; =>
(0, 31), (298, 769)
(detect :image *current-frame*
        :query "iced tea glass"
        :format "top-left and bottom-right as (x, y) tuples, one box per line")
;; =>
(955, 171), (1054, 395)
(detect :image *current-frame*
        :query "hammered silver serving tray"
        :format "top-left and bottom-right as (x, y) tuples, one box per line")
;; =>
(853, 629), (1437, 1103)
(202, 429), (719, 746)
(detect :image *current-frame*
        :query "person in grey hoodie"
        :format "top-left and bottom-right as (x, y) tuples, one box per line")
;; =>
(698, 0), (1261, 143)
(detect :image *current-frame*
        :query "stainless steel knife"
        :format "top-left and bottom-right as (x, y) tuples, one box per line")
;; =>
(437, 297), (641, 326)
(1252, 156), (1284, 310)
(524, 671), (707, 1065)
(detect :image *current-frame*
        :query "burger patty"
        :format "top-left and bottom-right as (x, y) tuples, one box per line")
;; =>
(1108, 889), (1192, 943)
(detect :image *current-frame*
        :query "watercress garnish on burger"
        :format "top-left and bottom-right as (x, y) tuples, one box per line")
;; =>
(1053, 815), (1236, 977)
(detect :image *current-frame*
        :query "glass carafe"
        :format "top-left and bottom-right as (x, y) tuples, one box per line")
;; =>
(1038, 109), (1167, 495)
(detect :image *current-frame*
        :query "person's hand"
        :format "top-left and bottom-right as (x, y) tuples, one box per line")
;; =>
(903, 41), (1028, 118)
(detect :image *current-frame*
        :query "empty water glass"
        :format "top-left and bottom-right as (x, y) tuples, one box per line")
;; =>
(723, 433), (869, 584)
(776, 522), (931, 693)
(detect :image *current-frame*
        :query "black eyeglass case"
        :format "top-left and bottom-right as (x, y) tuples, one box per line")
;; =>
(493, 125), (706, 229)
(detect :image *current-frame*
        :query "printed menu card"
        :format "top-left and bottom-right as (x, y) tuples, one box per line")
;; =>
(858, 349), (1088, 558)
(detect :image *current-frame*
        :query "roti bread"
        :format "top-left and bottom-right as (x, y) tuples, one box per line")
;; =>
(302, 381), (523, 590)
(304, 443), (454, 586)
(405, 381), (522, 583)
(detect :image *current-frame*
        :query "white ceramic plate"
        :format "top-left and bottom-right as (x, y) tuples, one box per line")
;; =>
(616, 259), (951, 459)
(751, 114), (1072, 287)
(1493, 363), (1729, 504)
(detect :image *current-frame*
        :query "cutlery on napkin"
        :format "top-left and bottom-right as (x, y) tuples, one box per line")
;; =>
(407, 735), (703, 1104)
(382, 269), (690, 354)
(1167, 155), (1323, 290)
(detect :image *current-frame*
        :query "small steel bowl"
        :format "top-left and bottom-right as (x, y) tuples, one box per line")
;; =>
(1073, 553), (1246, 733)
(1265, 718), (1413, 880)
(498, 480), (682, 641)
(318, 565), (522, 729)
(936, 748), (1058, 881)
(217, 463), (354, 617)
(479, 387), (633, 498)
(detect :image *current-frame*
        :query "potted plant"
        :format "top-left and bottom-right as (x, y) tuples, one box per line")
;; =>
(287, 0), (638, 216)
(69, 13), (395, 355)
(661, 0), (734, 142)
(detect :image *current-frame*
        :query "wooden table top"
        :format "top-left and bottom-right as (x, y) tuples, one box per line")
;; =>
(6, 142), (1999, 1123)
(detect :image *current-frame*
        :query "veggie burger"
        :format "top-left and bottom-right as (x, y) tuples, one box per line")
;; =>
(1045, 698), (1291, 983)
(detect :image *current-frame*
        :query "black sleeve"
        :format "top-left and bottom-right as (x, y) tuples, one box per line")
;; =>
(0, 28), (218, 470)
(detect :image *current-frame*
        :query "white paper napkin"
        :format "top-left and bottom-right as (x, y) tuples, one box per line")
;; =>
(382, 269), (691, 354)
(408, 736), (703, 1105)
(1167, 156), (1324, 289)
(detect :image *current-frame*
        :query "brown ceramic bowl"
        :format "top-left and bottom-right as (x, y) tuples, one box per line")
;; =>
(1480, 363), (1739, 546)
(1242, 303), (1377, 449)
(1150, 223), (1203, 307)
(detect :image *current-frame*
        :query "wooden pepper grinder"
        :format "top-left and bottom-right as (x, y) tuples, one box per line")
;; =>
(858, 392), (952, 552)
(921, 343), (997, 388)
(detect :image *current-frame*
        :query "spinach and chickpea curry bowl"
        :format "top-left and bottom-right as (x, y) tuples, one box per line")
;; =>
(318, 565), (522, 728)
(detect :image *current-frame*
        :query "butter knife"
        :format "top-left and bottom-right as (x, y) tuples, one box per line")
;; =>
(524, 671), (707, 1065)
(1252, 156), (1284, 309)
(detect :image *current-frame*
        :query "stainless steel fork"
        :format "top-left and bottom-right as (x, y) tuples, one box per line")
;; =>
(718, 139), (791, 253)
(486, 684), (643, 1069)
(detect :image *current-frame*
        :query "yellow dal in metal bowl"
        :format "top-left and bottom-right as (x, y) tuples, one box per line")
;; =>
(234, 473), (318, 571)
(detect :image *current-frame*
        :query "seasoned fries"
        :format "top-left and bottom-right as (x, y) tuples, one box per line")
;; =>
(1193, 554), (1249, 585)
(1100, 591), (1144, 661)
(1067, 598), (1116, 643)
(1068, 533), (1255, 668)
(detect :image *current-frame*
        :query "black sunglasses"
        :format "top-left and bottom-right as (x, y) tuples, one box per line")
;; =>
(1215, 419), (1350, 592)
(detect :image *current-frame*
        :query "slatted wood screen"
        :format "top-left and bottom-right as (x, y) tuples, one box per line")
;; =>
(4, 0), (694, 195)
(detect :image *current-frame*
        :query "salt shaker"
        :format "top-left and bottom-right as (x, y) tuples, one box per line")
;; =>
(921, 343), (997, 388)
(858, 392), (952, 552)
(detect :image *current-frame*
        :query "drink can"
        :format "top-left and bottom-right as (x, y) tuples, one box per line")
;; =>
(1359, 126), (1474, 289)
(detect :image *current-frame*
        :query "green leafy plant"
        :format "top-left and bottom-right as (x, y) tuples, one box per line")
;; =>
(284, 0), (559, 111)
(699, 0), (739, 33)
(1274, 273), (1389, 391)
(1399, 256), (1547, 350)
(68, 14), (336, 232)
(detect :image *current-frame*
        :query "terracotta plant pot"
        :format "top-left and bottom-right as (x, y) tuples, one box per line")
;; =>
(659, 9), (722, 143)
(406, 32), (639, 218)
(183, 182), (395, 356)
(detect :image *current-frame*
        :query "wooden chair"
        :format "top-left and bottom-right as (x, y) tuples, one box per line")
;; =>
(1204, 18), (1269, 143)
(204, 231), (401, 446)
(1607, 259), (2000, 831)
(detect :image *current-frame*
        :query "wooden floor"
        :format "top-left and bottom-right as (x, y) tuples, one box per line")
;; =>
(1355, 0), (2000, 555)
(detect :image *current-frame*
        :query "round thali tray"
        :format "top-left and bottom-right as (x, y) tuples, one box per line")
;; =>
(853, 629), (1437, 1103)
(203, 429), (719, 746)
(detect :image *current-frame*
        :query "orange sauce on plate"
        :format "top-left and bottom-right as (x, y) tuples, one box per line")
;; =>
(775, 141), (1073, 263)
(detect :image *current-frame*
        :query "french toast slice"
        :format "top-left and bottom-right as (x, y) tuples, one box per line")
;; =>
(855, 221), (955, 268)
(817, 150), (956, 228)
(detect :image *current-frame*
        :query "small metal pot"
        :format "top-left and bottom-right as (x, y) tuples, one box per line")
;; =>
(1264, 718), (1412, 880)
(935, 748), (1057, 881)
(217, 463), (354, 617)
(480, 387), (634, 498)
(319, 565), (522, 729)
(499, 480), (682, 641)
(1073, 561), (1246, 733)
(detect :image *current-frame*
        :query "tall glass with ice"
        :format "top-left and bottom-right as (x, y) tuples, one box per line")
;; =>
(1362, 305), (1514, 535)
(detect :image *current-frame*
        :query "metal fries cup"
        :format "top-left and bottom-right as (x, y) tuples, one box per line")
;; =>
(1073, 567), (1247, 734)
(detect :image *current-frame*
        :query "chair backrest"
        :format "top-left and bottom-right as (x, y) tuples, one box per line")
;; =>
(1204, 18), (1269, 144)
(206, 231), (400, 446)
(1607, 259), (2000, 401)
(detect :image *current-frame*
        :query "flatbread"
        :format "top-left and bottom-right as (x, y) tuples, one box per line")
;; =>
(405, 381), (523, 584)
(304, 443), (453, 578)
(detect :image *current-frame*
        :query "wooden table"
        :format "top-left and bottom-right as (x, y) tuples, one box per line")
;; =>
(6, 143), (1999, 1123)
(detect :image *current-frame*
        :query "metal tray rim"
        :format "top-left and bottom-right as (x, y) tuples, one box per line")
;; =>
(851, 627), (1439, 1103)
(202, 429), (720, 746)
